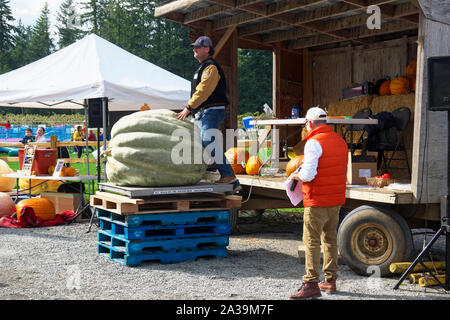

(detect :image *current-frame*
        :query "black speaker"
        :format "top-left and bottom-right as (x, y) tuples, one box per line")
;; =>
(428, 56), (450, 112)
(88, 98), (108, 128)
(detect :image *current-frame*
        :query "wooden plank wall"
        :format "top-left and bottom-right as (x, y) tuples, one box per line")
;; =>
(412, 14), (450, 204)
(311, 37), (418, 107)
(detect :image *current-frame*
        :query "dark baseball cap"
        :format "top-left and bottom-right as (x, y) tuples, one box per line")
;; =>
(191, 36), (213, 48)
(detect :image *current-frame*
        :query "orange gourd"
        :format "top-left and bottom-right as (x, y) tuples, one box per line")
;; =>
(16, 198), (56, 221)
(379, 80), (391, 96)
(48, 165), (55, 175)
(245, 156), (262, 175)
(390, 77), (409, 95)
(286, 155), (304, 177)
(406, 60), (417, 80)
(225, 148), (249, 175)
(140, 104), (151, 111)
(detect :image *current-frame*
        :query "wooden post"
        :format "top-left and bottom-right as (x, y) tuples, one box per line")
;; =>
(50, 135), (58, 150)
(302, 48), (313, 109)
(411, 13), (450, 203)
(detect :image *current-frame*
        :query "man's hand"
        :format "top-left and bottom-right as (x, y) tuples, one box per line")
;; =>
(289, 172), (301, 181)
(177, 107), (191, 120)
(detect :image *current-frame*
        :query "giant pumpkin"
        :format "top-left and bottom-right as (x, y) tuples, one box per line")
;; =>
(16, 198), (56, 221)
(225, 147), (249, 174)
(105, 110), (206, 187)
(18, 178), (47, 195)
(390, 77), (410, 95)
(0, 159), (15, 192)
(286, 155), (304, 177)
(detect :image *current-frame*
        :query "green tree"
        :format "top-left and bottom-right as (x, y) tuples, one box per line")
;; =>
(238, 49), (272, 114)
(29, 3), (54, 61)
(80, 0), (107, 35)
(56, 0), (84, 49)
(0, 0), (15, 73)
(8, 20), (32, 70)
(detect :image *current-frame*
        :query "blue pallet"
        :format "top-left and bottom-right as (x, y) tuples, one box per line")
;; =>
(99, 219), (230, 240)
(97, 229), (229, 255)
(97, 242), (228, 266)
(96, 209), (230, 228)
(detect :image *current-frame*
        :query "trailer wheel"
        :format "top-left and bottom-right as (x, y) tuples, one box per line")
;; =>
(229, 209), (239, 234)
(337, 205), (413, 277)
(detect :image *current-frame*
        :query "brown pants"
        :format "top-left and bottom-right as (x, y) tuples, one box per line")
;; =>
(302, 205), (341, 283)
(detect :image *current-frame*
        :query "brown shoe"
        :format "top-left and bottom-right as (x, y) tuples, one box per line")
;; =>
(289, 282), (321, 299)
(319, 277), (337, 292)
(216, 175), (237, 184)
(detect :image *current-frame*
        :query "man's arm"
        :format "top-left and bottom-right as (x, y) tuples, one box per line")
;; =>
(290, 139), (322, 182)
(177, 64), (220, 120)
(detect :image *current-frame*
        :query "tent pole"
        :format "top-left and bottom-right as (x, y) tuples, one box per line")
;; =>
(84, 100), (91, 197)
(102, 97), (108, 183)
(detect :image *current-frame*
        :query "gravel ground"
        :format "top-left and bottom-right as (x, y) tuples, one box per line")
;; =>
(0, 214), (449, 301)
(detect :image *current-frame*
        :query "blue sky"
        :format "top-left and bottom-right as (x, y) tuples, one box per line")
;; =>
(9, 0), (64, 29)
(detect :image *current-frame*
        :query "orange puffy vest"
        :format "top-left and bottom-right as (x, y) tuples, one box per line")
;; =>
(302, 125), (348, 207)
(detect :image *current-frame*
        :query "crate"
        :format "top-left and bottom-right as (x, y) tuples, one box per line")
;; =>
(98, 229), (229, 255)
(97, 242), (228, 266)
(96, 208), (230, 228)
(91, 191), (241, 215)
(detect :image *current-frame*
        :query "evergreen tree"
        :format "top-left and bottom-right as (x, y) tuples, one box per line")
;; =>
(56, 0), (84, 49)
(80, 0), (107, 35)
(8, 20), (32, 70)
(0, 0), (15, 73)
(29, 3), (54, 61)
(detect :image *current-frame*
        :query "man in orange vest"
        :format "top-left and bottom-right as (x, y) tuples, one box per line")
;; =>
(288, 107), (348, 299)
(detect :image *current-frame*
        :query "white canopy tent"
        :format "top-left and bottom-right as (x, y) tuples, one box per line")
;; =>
(0, 33), (191, 111)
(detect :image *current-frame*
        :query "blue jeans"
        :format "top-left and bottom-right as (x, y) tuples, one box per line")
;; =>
(196, 108), (234, 179)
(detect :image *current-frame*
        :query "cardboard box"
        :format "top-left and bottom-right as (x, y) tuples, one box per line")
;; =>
(41, 192), (82, 214)
(347, 151), (378, 185)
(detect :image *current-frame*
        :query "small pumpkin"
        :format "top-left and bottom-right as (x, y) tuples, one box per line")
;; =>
(286, 155), (304, 177)
(62, 167), (77, 177)
(379, 80), (391, 96)
(0, 159), (15, 192)
(16, 198), (56, 221)
(406, 60), (417, 80)
(245, 156), (262, 175)
(390, 77), (409, 95)
(374, 78), (386, 95)
(225, 147), (249, 175)
(140, 104), (151, 111)
(0, 193), (16, 217)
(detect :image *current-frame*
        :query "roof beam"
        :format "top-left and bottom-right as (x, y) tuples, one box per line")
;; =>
(262, 1), (419, 43)
(288, 19), (417, 49)
(155, 0), (204, 18)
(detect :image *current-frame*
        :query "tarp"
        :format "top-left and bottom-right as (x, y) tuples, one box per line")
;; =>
(0, 34), (191, 111)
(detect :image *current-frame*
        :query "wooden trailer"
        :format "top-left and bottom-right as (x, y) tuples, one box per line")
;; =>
(155, 0), (450, 276)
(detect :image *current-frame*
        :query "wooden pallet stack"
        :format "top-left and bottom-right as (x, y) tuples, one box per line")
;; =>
(91, 183), (241, 267)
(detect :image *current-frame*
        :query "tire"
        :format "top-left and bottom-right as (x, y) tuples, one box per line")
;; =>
(229, 208), (239, 234)
(337, 205), (413, 277)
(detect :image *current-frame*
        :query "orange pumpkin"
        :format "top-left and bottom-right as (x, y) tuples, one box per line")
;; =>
(406, 60), (417, 80)
(379, 80), (391, 96)
(286, 155), (304, 177)
(225, 148), (249, 175)
(62, 167), (77, 177)
(245, 156), (262, 175)
(16, 198), (56, 221)
(390, 77), (409, 95)
(140, 104), (151, 111)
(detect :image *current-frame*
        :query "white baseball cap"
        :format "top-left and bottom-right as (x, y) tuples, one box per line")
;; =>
(305, 107), (327, 121)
